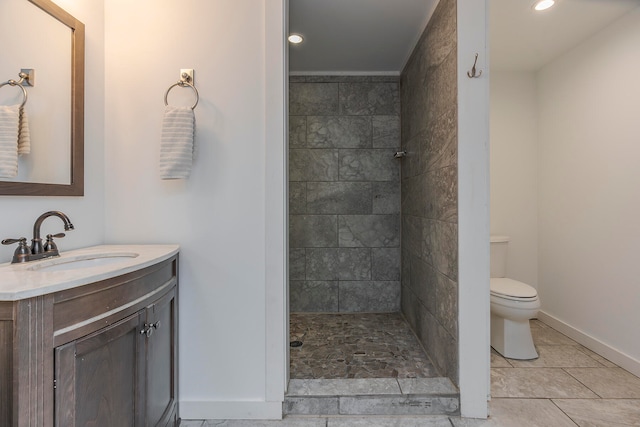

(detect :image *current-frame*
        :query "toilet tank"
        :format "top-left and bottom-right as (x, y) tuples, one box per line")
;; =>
(490, 235), (510, 278)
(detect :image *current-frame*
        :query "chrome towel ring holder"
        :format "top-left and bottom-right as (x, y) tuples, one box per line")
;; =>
(164, 74), (199, 110)
(0, 79), (28, 108)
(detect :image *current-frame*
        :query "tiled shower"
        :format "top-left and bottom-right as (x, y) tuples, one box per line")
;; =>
(289, 0), (458, 386)
(289, 76), (402, 313)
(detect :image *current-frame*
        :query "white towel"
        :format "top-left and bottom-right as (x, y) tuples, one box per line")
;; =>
(0, 105), (20, 178)
(159, 105), (194, 179)
(18, 107), (30, 155)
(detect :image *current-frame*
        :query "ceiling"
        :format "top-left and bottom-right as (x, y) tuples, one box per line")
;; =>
(288, 0), (640, 74)
(491, 0), (640, 71)
(288, 0), (439, 74)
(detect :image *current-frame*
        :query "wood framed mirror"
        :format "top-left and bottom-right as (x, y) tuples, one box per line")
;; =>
(0, 0), (84, 196)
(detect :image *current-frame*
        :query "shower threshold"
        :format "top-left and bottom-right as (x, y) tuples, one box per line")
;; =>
(287, 313), (459, 416)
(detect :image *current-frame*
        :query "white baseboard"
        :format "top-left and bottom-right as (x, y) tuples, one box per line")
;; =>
(179, 400), (283, 420)
(538, 311), (640, 377)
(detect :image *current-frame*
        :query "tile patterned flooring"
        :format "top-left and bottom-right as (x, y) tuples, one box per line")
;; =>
(289, 313), (436, 379)
(181, 318), (640, 426)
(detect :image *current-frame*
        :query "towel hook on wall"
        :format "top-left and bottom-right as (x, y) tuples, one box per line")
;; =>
(467, 53), (483, 78)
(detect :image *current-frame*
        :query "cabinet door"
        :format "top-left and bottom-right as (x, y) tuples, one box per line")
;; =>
(55, 311), (146, 427)
(145, 288), (178, 426)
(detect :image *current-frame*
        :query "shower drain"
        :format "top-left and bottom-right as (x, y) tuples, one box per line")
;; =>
(290, 340), (303, 348)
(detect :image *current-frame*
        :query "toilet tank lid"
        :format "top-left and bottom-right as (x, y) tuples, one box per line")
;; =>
(490, 235), (510, 243)
(490, 278), (537, 298)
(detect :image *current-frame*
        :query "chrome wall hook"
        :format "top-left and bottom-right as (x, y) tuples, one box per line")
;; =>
(467, 53), (483, 78)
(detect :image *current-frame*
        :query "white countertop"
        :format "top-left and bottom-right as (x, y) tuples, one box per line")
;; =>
(0, 244), (179, 301)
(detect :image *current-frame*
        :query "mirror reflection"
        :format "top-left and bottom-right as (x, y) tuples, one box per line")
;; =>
(0, 0), (84, 196)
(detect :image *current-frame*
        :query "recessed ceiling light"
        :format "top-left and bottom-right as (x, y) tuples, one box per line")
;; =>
(288, 34), (304, 44)
(533, 0), (555, 11)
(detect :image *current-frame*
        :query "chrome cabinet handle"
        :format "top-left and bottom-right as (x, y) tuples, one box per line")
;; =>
(140, 321), (161, 337)
(140, 323), (154, 338)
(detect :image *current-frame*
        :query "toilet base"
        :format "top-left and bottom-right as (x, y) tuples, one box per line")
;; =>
(491, 313), (538, 360)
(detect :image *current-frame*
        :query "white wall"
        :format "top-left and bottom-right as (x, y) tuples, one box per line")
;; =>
(490, 71), (538, 287)
(458, 0), (490, 418)
(104, 0), (286, 419)
(0, 0), (105, 264)
(537, 7), (640, 373)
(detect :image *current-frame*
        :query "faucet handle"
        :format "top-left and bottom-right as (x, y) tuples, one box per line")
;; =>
(2, 237), (27, 245)
(44, 233), (65, 253)
(2, 238), (31, 263)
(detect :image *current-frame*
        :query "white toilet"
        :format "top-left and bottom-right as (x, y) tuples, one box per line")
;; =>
(490, 236), (540, 360)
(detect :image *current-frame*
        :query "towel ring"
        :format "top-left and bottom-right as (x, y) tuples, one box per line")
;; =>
(0, 80), (28, 108)
(164, 80), (199, 110)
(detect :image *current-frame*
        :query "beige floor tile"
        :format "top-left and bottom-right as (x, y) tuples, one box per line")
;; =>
(508, 345), (604, 368)
(449, 399), (577, 427)
(576, 346), (619, 368)
(327, 416), (453, 426)
(553, 398), (640, 426)
(489, 399), (577, 427)
(564, 367), (640, 398)
(203, 418), (326, 426)
(531, 324), (579, 346)
(490, 349), (512, 368)
(491, 368), (599, 398)
(529, 319), (550, 329)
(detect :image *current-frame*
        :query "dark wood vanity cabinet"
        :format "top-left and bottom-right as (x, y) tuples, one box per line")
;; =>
(0, 255), (179, 427)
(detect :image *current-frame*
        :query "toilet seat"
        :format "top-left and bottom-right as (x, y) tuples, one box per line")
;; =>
(490, 278), (538, 301)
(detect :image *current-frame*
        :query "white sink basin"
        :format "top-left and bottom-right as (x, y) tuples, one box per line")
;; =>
(28, 253), (139, 272)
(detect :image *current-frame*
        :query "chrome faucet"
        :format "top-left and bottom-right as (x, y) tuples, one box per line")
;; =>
(2, 211), (74, 263)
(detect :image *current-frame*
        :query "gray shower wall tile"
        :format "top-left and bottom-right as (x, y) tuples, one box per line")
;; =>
(401, 245), (412, 290)
(290, 75), (399, 84)
(340, 82), (401, 116)
(427, 49), (457, 123)
(307, 182), (372, 214)
(290, 281), (339, 312)
(289, 116), (307, 148)
(307, 116), (372, 148)
(401, 175), (426, 218)
(372, 116), (401, 148)
(422, 0), (456, 69)
(401, 131), (425, 179)
(306, 248), (371, 281)
(423, 106), (457, 173)
(290, 248), (306, 281)
(401, 285), (418, 330)
(400, 66), (429, 141)
(400, 0), (459, 384)
(372, 248), (401, 281)
(289, 182), (307, 214)
(373, 181), (401, 214)
(289, 149), (339, 182)
(409, 255), (437, 315)
(435, 271), (458, 337)
(289, 76), (402, 313)
(430, 319), (459, 384)
(425, 165), (457, 222)
(290, 215), (337, 248)
(421, 218), (458, 281)
(290, 82), (339, 116)
(339, 281), (401, 312)
(339, 149), (400, 182)
(402, 215), (423, 257)
(338, 215), (400, 248)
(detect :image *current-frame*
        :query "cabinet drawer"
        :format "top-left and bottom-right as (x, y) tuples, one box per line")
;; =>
(53, 256), (177, 346)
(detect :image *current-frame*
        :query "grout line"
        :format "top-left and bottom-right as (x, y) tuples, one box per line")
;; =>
(561, 367), (604, 399)
(549, 399), (581, 427)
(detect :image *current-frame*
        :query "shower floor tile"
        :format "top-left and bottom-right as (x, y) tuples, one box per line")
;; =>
(290, 312), (437, 379)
